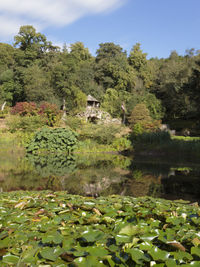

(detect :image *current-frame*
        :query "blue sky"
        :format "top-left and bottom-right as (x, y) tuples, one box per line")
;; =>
(0, 0), (199, 58)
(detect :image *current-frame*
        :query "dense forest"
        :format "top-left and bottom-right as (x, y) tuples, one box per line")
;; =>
(0, 25), (200, 128)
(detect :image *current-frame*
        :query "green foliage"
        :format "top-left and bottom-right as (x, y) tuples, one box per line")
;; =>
(23, 63), (54, 102)
(132, 122), (144, 136)
(38, 102), (61, 127)
(1, 25), (200, 131)
(111, 137), (132, 151)
(0, 106), (9, 118)
(6, 115), (45, 133)
(79, 123), (122, 145)
(129, 103), (152, 127)
(137, 131), (171, 145)
(26, 127), (78, 154)
(0, 192), (200, 266)
(64, 116), (85, 130)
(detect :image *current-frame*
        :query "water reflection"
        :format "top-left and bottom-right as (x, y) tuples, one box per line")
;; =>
(0, 150), (200, 202)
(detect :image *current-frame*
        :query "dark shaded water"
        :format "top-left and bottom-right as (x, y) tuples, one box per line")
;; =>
(1, 147), (200, 203)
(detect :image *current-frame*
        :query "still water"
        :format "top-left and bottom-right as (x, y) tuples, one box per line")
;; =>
(1, 145), (200, 203)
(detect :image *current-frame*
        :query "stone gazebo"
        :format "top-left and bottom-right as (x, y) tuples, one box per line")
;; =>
(77, 95), (121, 124)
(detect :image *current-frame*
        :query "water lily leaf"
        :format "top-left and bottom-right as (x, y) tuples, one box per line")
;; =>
(116, 234), (132, 244)
(165, 259), (179, 267)
(119, 225), (139, 236)
(0, 237), (9, 249)
(73, 256), (104, 267)
(102, 216), (115, 223)
(2, 254), (20, 264)
(40, 247), (58, 261)
(126, 248), (150, 264)
(149, 247), (170, 261)
(139, 241), (153, 251)
(86, 247), (108, 257)
(171, 251), (193, 261)
(150, 263), (165, 267)
(104, 255), (115, 267)
(42, 231), (63, 244)
(192, 237), (200, 247)
(81, 230), (104, 242)
(191, 246), (200, 257)
(21, 247), (38, 264)
(140, 234), (158, 242)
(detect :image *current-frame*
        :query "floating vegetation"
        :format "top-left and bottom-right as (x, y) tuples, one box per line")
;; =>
(0, 191), (200, 266)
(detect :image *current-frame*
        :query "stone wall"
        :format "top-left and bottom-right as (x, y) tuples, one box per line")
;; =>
(77, 107), (121, 125)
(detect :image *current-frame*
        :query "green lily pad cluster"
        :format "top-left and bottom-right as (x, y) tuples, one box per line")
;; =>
(0, 191), (200, 266)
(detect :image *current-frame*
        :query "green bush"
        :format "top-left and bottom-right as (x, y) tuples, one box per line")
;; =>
(26, 127), (78, 154)
(79, 124), (122, 145)
(64, 116), (84, 131)
(132, 123), (144, 136)
(112, 137), (132, 151)
(38, 102), (61, 127)
(6, 115), (45, 133)
(0, 106), (9, 118)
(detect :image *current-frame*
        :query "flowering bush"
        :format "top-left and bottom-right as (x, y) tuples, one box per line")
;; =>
(11, 102), (38, 116)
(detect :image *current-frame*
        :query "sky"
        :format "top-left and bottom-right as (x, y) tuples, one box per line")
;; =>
(0, 0), (200, 58)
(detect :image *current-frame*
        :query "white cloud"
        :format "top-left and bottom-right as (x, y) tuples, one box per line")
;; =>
(0, 0), (124, 41)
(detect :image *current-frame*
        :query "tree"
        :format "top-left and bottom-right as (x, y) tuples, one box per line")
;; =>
(23, 63), (54, 103)
(128, 43), (153, 88)
(151, 51), (193, 120)
(14, 25), (51, 52)
(129, 103), (152, 126)
(187, 58), (200, 118)
(70, 42), (92, 62)
(95, 42), (136, 92)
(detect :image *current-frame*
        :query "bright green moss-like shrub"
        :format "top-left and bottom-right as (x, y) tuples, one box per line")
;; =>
(26, 127), (78, 154)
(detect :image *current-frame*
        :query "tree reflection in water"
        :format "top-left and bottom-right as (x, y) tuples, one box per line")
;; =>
(0, 151), (200, 202)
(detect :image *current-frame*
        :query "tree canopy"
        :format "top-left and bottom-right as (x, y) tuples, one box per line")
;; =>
(0, 25), (200, 128)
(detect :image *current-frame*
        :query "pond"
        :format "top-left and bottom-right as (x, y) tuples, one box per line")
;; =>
(1, 142), (200, 203)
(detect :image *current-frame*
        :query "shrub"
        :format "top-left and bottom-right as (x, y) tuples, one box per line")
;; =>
(0, 106), (9, 118)
(38, 102), (61, 127)
(129, 103), (152, 127)
(6, 115), (45, 133)
(112, 137), (132, 151)
(79, 124), (122, 145)
(132, 123), (144, 136)
(11, 102), (38, 116)
(64, 116), (84, 131)
(26, 127), (78, 154)
(11, 102), (62, 127)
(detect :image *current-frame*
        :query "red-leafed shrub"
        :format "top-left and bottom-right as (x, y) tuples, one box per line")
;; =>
(11, 102), (38, 116)
(11, 101), (61, 127)
(38, 102), (61, 127)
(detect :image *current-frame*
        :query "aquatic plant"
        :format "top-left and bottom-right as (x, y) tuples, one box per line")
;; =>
(0, 192), (200, 266)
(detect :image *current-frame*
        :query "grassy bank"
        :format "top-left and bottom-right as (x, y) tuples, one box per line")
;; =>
(0, 191), (200, 266)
